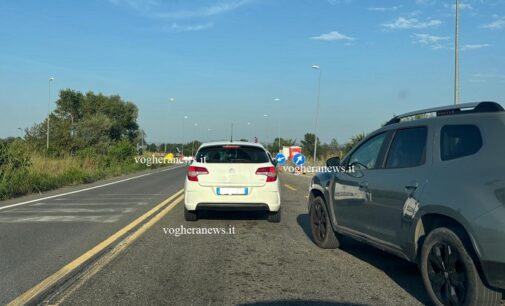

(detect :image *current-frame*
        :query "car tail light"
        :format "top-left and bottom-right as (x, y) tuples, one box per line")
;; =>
(256, 166), (277, 182)
(187, 166), (209, 181)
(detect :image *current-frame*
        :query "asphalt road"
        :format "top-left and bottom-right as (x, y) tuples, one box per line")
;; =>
(0, 166), (186, 305)
(0, 169), (437, 305)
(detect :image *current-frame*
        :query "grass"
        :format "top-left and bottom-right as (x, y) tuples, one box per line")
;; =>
(0, 153), (168, 201)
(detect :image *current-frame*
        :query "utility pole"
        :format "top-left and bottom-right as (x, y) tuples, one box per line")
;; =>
(46, 77), (54, 150)
(454, 0), (460, 105)
(312, 65), (322, 162)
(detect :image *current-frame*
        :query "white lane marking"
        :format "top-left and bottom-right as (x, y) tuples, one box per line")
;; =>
(0, 165), (184, 212)
(4, 208), (135, 214)
(0, 215), (121, 223)
(30, 202), (149, 207)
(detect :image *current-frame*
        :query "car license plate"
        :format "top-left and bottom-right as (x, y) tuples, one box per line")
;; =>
(217, 187), (248, 195)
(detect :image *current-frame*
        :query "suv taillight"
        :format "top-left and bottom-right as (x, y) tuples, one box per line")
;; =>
(256, 166), (277, 182)
(187, 166), (209, 182)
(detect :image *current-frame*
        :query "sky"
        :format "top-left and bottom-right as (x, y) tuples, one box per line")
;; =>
(1, 0), (504, 145)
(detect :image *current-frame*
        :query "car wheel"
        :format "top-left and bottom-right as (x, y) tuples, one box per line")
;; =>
(267, 209), (281, 223)
(420, 227), (501, 306)
(184, 207), (198, 221)
(309, 196), (339, 249)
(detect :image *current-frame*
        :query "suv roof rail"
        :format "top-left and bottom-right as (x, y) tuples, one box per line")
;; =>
(385, 101), (504, 126)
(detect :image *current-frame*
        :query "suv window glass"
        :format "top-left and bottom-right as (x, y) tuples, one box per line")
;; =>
(196, 145), (269, 163)
(349, 133), (387, 170)
(441, 125), (482, 161)
(386, 127), (427, 168)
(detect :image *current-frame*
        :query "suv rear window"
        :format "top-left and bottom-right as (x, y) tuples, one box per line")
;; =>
(195, 145), (269, 163)
(441, 125), (483, 161)
(386, 127), (427, 168)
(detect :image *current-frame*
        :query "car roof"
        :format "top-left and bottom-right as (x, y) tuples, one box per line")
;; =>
(197, 141), (266, 151)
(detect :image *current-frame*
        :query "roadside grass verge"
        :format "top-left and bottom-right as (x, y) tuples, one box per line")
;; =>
(0, 152), (169, 201)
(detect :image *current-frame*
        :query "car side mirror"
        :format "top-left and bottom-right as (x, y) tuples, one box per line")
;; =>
(272, 159), (278, 167)
(326, 156), (340, 167)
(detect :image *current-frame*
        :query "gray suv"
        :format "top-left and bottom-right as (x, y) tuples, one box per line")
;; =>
(308, 102), (505, 306)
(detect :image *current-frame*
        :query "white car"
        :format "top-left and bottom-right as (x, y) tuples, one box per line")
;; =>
(184, 141), (281, 222)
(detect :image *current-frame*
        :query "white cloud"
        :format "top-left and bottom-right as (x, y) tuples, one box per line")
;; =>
(310, 31), (355, 41)
(482, 16), (505, 30)
(382, 17), (441, 29)
(462, 44), (491, 50)
(327, 0), (353, 5)
(154, 0), (253, 19)
(415, 0), (437, 5)
(413, 33), (450, 49)
(472, 73), (505, 79)
(367, 6), (401, 12)
(170, 22), (214, 32)
(109, 0), (253, 19)
(469, 73), (505, 83)
(108, 0), (159, 12)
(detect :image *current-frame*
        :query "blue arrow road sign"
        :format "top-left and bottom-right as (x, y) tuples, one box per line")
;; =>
(275, 153), (287, 165)
(293, 153), (305, 166)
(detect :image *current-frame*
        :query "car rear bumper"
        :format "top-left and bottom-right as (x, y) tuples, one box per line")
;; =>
(195, 202), (270, 211)
(184, 180), (281, 212)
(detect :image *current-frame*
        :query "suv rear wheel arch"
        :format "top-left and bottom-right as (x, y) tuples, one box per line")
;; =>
(415, 214), (486, 282)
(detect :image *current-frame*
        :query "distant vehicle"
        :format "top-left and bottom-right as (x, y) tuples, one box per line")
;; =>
(308, 102), (505, 306)
(184, 141), (281, 222)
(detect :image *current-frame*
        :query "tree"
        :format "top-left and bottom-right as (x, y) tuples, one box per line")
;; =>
(300, 133), (322, 160)
(267, 138), (297, 154)
(26, 89), (140, 155)
(342, 132), (366, 156)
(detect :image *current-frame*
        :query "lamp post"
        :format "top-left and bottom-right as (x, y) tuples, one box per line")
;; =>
(454, 0), (460, 105)
(247, 122), (252, 142)
(182, 115), (188, 156)
(165, 97), (175, 153)
(263, 114), (269, 145)
(46, 77), (55, 150)
(192, 123), (198, 156)
(312, 65), (321, 162)
(274, 98), (281, 153)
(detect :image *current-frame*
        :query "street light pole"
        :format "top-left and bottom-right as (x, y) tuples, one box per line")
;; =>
(182, 115), (188, 156)
(274, 98), (281, 153)
(312, 65), (322, 162)
(46, 77), (54, 150)
(263, 114), (269, 145)
(165, 97), (175, 153)
(192, 123), (198, 156)
(454, 0), (460, 105)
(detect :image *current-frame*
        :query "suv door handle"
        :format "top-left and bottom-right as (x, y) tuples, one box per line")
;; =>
(405, 181), (419, 192)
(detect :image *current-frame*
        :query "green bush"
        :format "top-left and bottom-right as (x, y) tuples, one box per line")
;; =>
(108, 139), (135, 162)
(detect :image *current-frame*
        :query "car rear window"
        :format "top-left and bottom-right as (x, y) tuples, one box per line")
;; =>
(195, 145), (269, 163)
(441, 125), (483, 161)
(386, 127), (427, 168)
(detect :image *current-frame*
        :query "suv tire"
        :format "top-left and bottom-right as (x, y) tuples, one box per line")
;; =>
(420, 227), (501, 306)
(184, 207), (198, 221)
(309, 197), (339, 249)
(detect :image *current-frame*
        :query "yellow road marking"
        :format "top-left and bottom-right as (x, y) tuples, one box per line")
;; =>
(283, 184), (297, 191)
(8, 189), (184, 306)
(51, 194), (184, 305)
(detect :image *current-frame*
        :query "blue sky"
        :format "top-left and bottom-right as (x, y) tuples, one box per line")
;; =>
(1, 0), (504, 145)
